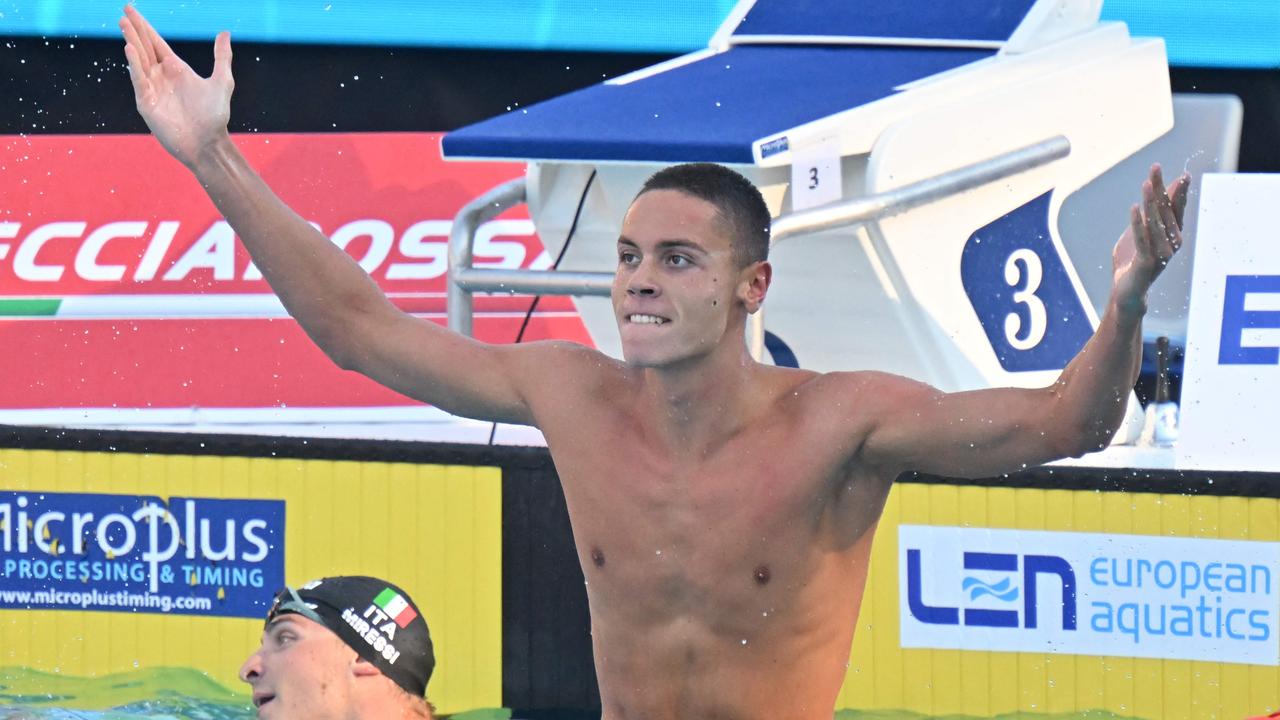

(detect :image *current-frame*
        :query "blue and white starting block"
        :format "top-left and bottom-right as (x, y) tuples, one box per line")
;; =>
(444, 0), (1242, 455)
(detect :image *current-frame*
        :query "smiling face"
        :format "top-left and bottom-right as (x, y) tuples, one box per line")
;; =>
(239, 615), (359, 720)
(612, 189), (766, 368)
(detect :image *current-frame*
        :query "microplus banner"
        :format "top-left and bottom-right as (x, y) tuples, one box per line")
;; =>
(899, 525), (1279, 665)
(0, 491), (284, 619)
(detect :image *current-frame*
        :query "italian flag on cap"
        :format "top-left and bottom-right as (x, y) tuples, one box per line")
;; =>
(374, 587), (419, 628)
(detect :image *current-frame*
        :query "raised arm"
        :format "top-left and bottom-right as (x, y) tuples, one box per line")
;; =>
(859, 165), (1190, 478)
(119, 7), (568, 425)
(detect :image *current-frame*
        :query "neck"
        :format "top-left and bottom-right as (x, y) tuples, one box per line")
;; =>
(355, 692), (432, 720)
(638, 333), (761, 455)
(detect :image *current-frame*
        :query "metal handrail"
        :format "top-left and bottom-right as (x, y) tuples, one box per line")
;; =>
(447, 135), (1071, 339)
(447, 178), (616, 334)
(770, 135), (1070, 244)
(748, 134), (1070, 360)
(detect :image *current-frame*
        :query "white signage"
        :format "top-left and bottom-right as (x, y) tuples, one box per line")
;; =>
(1179, 173), (1280, 471)
(899, 525), (1279, 665)
(789, 135), (843, 211)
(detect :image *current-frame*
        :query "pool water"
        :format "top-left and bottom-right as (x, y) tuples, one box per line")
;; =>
(0, 667), (1141, 720)
(0, 667), (509, 720)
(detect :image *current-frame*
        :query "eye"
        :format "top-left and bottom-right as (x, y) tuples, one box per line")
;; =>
(618, 250), (639, 265)
(666, 253), (691, 267)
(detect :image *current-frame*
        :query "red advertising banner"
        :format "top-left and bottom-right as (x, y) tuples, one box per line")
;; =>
(1, 133), (591, 411)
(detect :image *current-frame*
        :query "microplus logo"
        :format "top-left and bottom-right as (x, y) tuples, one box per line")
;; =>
(0, 491), (285, 619)
(899, 526), (1279, 665)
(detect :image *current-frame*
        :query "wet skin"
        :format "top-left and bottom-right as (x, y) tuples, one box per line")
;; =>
(238, 614), (429, 719)
(483, 181), (1182, 718)
(119, 12), (1187, 716)
(240, 615), (362, 720)
(540, 363), (894, 719)
(520, 190), (896, 718)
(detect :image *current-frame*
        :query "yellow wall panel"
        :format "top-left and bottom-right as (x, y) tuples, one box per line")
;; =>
(0, 447), (501, 714)
(836, 480), (1280, 719)
(870, 485), (905, 707)
(1070, 487), (1105, 712)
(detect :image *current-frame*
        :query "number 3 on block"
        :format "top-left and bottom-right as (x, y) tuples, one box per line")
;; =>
(1004, 248), (1048, 350)
(790, 136), (842, 211)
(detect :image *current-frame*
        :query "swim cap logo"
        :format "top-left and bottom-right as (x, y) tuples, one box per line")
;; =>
(339, 586), (417, 665)
(374, 587), (419, 628)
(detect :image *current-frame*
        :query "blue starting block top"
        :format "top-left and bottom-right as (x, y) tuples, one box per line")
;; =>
(442, 0), (1057, 164)
(732, 0), (1037, 44)
(441, 44), (993, 164)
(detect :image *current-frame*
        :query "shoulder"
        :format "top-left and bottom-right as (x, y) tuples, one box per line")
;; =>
(797, 369), (935, 408)
(783, 370), (944, 445)
(500, 339), (619, 380)
(499, 340), (625, 398)
(502, 338), (611, 364)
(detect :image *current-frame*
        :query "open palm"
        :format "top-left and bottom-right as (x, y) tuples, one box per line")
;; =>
(120, 5), (233, 168)
(1111, 164), (1190, 314)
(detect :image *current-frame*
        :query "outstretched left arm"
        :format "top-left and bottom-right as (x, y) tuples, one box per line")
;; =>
(859, 164), (1190, 479)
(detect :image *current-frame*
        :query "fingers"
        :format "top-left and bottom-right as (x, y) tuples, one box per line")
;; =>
(119, 13), (151, 78)
(122, 6), (158, 69)
(144, 16), (177, 66)
(1129, 204), (1147, 261)
(1148, 165), (1180, 244)
(1169, 172), (1191, 227)
(134, 4), (175, 64)
(1141, 181), (1168, 260)
(122, 43), (152, 103)
(123, 4), (178, 78)
(212, 31), (233, 84)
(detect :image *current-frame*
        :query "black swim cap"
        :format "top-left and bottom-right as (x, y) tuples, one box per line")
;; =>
(266, 576), (435, 697)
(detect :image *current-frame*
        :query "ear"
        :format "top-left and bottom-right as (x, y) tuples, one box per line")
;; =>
(738, 260), (772, 314)
(351, 657), (382, 679)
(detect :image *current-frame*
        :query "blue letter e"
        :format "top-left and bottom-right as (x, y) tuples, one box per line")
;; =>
(1219, 275), (1280, 365)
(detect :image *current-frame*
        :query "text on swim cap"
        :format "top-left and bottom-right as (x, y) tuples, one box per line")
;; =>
(341, 606), (403, 664)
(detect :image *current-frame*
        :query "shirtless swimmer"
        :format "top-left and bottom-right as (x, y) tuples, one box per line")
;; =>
(120, 8), (1189, 718)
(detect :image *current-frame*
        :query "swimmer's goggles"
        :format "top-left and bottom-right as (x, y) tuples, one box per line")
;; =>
(265, 585), (325, 627)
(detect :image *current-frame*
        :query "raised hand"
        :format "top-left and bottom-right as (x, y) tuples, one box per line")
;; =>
(1111, 164), (1191, 315)
(120, 5), (233, 168)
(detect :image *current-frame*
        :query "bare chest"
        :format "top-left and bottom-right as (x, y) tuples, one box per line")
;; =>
(542, 409), (864, 610)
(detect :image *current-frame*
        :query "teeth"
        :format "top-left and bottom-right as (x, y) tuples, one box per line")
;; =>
(629, 314), (667, 325)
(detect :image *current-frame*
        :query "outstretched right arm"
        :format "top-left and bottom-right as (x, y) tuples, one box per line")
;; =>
(120, 6), (551, 425)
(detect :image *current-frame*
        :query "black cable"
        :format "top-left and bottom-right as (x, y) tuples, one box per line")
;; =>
(488, 169), (598, 445)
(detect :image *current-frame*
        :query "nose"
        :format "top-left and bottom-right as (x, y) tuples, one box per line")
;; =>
(625, 260), (660, 297)
(239, 648), (264, 684)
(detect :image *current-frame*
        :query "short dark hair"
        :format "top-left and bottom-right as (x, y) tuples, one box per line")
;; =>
(637, 163), (771, 267)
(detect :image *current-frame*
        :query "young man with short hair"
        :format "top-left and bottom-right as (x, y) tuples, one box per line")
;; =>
(122, 7), (1189, 718)
(241, 576), (436, 719)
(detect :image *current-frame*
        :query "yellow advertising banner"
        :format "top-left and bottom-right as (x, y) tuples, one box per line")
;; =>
(837, 482), (1280, 720)
(0, 447), (502, 715)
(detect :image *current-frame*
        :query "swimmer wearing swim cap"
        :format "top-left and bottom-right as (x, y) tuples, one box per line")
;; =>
(124, 6), (1189, 718)
(240, 576), (435, 719)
